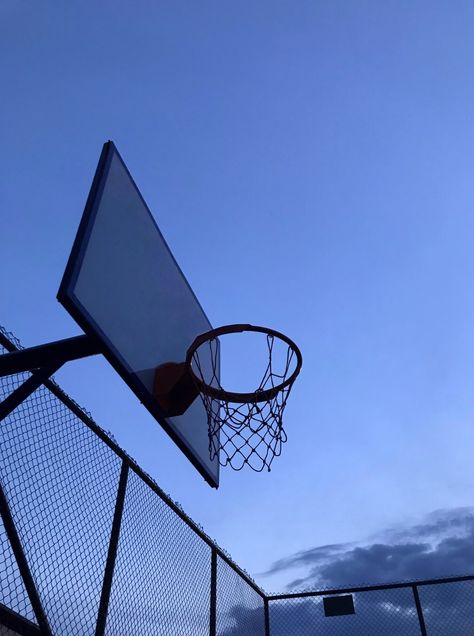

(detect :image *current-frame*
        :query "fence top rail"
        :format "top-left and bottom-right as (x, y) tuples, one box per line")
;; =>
(0, 326), (265, 599)
(267, 573), (474, 601)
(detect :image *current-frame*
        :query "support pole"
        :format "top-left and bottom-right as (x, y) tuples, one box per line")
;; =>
(0, 335), (101, 377)
(264, 597), (270, 636)
(95, 460), (129, 636)
(0, 483), (52, 635)
(412, 585), (428, 636)
(209, 548), (217, 636)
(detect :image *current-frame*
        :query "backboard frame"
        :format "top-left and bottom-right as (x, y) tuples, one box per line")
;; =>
(57, 141), (219, 488)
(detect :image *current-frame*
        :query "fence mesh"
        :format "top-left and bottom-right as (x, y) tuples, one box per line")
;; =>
(268, 588), (423, 636)
(216, 555), (265, 635)
(0, 515), (35, 624)
(3, 326), (474, 635)
(267, 579), (474, 635)
(105, 469), (212, 636)
(0, 379), (122, 635)
(418, 579), (474, 635)
(0, 328), (265, 635)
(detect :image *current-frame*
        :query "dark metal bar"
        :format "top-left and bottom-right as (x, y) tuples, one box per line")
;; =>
(267, 573), (474, 601)
(95, 460), (129, 636)
(0, 335), (100, 377)
(0, 364), (62, 423)
(0, 330), (266, 599)
(209, 548), (217, 636)
(412, 585), (428, 636)
(264, 597), (270, 636)
(0, 483), (52, 635)
(0, 602), (41, 636)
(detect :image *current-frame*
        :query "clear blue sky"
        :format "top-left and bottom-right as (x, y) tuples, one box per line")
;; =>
(2, 0), (474, 592)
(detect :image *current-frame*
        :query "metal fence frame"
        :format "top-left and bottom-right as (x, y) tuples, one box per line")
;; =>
(266, 574), (474, 636)
(1, 326), (474, 635)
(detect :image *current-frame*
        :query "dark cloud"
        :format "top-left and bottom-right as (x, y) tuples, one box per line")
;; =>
(380, 507), (474, 544)
(264, 543), (353, 577)
(218, 604), (265, 636)
(263, 507), (474, 590)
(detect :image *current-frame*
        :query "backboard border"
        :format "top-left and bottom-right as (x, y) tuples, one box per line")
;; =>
(57, 141), (219, 488)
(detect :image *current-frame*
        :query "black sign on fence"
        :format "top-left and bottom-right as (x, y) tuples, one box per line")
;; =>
(323, 594), (355, 617)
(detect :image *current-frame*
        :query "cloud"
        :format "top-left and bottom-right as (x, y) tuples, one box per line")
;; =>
(218, 604), (265, 636)
(264, 542), (353, 577)
(380, 507), (474, 544)
(263, 507), (474, 590)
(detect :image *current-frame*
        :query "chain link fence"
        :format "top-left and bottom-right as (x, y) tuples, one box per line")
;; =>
(0, 327), (265, 635)
(1, 325), (474, 635)
(267, 576), (474, 635)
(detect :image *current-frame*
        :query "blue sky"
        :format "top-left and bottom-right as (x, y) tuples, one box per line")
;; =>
(2, 0), (474, 594)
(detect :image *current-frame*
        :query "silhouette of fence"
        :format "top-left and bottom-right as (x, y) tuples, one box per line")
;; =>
(1, 326), (473, 635)
(0, 327), (264, 635)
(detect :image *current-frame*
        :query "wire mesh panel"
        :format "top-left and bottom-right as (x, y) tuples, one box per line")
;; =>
(268, 588), (423, 636)
(418, 580), (474, 635)
(0, 360), (122, 634)
(0, 515), (36, 624)
(0, 328), (268, 635)
(216, 555), (265, 635)
(105, 469), (212, 635)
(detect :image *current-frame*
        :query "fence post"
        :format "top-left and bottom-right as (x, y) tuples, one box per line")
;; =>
(95, 460), (129, 636)
(210, 548), (217, 636)
(264, 597), (270, 636)
(0, 481), (52, 635)
(412, 585), (428, 636)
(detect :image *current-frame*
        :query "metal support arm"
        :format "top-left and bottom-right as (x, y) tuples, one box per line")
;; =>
(0, 335), (101, 377)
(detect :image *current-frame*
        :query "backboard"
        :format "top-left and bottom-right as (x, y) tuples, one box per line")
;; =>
(57, 141), (220, 487)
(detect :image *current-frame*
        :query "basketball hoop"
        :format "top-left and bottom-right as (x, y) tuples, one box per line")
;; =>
(186, 324), (302, 472)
